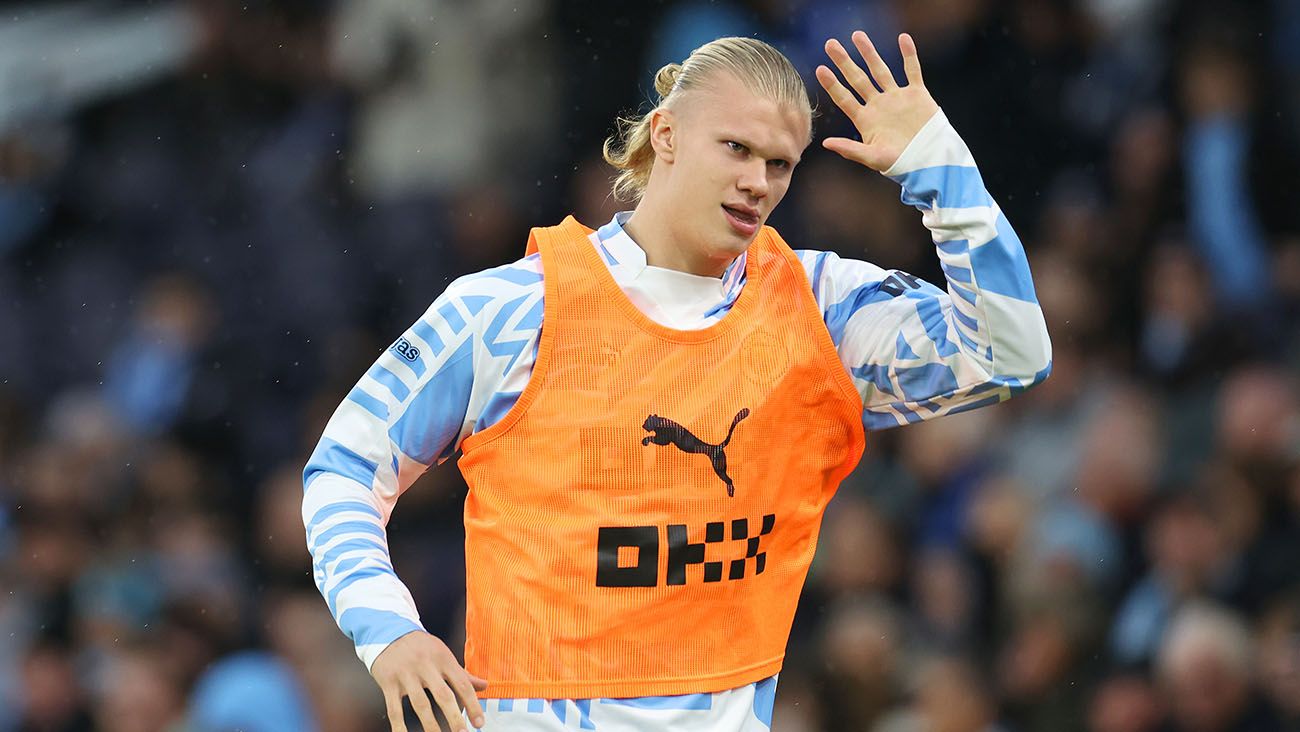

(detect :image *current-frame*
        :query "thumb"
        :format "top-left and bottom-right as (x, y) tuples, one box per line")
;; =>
(821, 137), (872, 166)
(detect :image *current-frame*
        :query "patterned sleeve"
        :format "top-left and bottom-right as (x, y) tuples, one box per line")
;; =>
(301, 256), (545, 669)
(798, 110), (1052, 430)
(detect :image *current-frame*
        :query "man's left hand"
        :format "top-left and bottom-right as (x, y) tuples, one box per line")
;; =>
(816, 31), (940, 173)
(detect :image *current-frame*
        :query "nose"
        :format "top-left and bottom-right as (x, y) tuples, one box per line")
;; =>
(737, 160), (770, 200)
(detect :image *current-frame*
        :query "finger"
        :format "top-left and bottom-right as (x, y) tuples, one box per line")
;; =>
(899, 33), (924, 86)
(821, 136), (872, 165)
(404, 679), (445, 732)
(425, 677), (468, 732)
(815, 65), (863, 120)
(382, 686), (410, 732)
(468, 672), (489, 691)
(446, 671), (486, 728)
(851, 30), (897, 90)
(824, 38), (879, 100)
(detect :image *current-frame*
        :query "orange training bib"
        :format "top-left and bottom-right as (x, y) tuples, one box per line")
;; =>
(458, 215), (865, 699)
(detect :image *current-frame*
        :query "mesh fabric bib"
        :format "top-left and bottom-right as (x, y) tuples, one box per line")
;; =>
(459, 216), (865, 698)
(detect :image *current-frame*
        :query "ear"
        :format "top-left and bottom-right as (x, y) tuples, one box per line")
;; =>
(648, 107), (677, 164)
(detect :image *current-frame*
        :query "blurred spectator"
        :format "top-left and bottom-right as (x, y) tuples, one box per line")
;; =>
(187, 651), (319, 732)
(255, 462), (316, 586)
(815, 596), (905, 730)
(911, 548), (981, 652)
(876, 655), (1005, 732)
(793, 155), (924, 273)
(89, 643), (185, 732)
(12, 641), (93, 732)
(1111, 490), (1236, 665)
(1179, 37), (1271, 313)
(997, 596), (1098, 732)
(1139, 239), (1215, 379)
(1215, 367), (1298, 480)
(1156, 602), (1282, 732)
(1255, 593), (1300, 729)
(813, 494), (902, 599)
(102, 274), (215, 435)
(1089, 671), (1164, 732)
(330, 0), (558, 199)
(263, 589), (384, 732)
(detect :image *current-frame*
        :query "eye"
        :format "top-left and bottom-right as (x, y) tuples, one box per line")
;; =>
(769, 159), (790, 170)
(726, 141), (747, 154)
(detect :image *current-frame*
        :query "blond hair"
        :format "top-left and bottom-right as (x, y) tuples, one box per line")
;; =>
(602, 37), (812, 202)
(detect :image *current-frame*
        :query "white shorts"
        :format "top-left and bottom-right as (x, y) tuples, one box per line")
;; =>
(465, 675), (777, 731)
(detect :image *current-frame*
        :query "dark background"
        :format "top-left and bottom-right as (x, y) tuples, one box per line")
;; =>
(2, 0), (1300, 730)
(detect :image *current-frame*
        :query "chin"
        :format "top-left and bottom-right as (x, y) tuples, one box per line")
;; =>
(714, 225), (755, 254)
(731, 235), (757, 253)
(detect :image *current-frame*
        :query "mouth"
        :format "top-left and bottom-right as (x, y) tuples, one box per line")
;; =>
(722, 204), (760, 236)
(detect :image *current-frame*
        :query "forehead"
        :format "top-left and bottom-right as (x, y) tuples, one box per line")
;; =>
(681, 71), (811, 157)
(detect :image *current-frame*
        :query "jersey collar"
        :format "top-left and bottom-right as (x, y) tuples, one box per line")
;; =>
(595, 211), (748, 303)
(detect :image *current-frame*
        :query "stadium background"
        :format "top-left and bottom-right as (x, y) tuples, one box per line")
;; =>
(2, 0), (1300, 730)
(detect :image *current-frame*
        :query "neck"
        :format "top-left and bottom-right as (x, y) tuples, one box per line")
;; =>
(623, 195), (731, 278)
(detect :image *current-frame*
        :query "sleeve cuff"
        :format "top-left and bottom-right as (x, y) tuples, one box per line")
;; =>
(357, 625), (427, 672)
(338, 607), (426, 671)
(882, 109), (972, 177)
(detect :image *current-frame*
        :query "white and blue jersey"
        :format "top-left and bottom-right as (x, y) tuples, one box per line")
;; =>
(302, 111), (1051, 730)
(473, 679), (776, 731)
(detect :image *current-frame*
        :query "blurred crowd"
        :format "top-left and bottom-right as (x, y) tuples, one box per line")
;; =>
(2, 0), (1299, 730)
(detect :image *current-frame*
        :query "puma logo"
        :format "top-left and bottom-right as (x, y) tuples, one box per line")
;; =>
(641, 408), (751, 496)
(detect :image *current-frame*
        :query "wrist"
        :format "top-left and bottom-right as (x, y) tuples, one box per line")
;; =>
(882, 108), (949, 177)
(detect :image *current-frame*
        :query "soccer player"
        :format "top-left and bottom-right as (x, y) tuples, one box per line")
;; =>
(303, 31), (1051, 732)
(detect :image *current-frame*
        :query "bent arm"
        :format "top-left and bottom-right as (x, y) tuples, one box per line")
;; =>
(302, 257), (545, 668)
(302, 289), (477, 668)
(804, 111), (1052, 430)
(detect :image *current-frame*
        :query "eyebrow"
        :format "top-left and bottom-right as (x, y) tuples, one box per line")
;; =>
(725, 134), (800, 165)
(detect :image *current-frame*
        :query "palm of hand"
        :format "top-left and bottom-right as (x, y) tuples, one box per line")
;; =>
(816, 31), (940, 172)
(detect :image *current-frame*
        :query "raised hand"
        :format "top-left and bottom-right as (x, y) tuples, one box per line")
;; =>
(815, 31), (940, 172)
(370, 631), (488, 732)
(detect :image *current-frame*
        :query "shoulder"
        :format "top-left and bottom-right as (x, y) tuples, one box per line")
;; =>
(758, 230), (890, 303)
(447, 252), (544, 296)
(790, 249), (894, 308)
(427, 253), (546, 332)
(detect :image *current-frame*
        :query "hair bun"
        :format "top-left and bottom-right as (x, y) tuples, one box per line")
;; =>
(654, 63), (682, 98)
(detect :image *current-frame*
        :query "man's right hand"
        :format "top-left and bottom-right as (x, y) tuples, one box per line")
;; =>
(371, 631), (488, 732)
